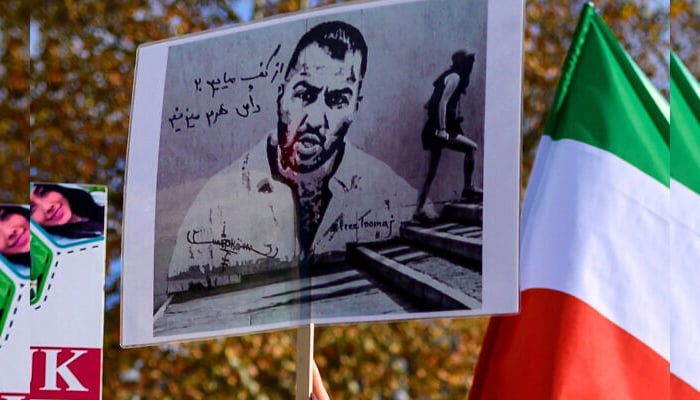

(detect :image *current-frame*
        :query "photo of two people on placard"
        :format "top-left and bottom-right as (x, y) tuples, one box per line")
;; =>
(0, 184), (105, 268)
(0, 186), (105, 341)
(2, 184), (106, 306)
(153, 0), (487, 336)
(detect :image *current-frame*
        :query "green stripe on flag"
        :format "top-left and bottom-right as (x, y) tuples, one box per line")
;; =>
(671, 52), (700, 195)
(543, 4), (669, 186)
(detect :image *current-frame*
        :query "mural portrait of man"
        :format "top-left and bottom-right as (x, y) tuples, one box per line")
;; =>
(165, 21), (419, 293)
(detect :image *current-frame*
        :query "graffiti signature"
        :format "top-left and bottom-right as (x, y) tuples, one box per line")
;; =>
(187, 229), (278, 259)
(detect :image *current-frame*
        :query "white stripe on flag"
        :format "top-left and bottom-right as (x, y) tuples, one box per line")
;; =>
(672, 180), (700, 234)
(521, 136), (669, 360)
(671, 179), (700, 391)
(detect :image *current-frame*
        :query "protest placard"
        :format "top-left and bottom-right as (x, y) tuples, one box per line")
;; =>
(29, 183), (107, 400)
(123, 0), (522, 346)
(0, 205), (31, 398)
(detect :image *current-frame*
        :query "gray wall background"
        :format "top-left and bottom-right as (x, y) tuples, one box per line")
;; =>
(153, 0), (488, 307)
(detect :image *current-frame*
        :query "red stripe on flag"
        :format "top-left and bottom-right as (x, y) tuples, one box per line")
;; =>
(469, 289), (669, 399)
(672, 374), (700, 400)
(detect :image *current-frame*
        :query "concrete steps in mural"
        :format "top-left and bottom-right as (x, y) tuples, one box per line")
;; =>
(349, 241), (482, 309)
(349, 200), (483, 310)
(400, 220), (482, 262)
(442, 202), (482, 225)
(155, 265), (427, 335)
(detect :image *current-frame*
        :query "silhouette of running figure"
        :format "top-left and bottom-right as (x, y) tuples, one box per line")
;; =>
(415, 50), (480, 221)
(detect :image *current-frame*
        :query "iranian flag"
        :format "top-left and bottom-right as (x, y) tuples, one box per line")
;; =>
(670, 52), (700, 399)
(469, 4), (672, 399)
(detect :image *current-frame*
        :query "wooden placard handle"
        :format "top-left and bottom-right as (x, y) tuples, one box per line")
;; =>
(295, 323), (314, 400)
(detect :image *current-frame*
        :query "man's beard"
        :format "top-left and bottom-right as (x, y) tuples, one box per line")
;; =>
(276, 120), (350, 174)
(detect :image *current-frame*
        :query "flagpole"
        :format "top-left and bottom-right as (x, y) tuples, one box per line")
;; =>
(295, 323), (314, 400)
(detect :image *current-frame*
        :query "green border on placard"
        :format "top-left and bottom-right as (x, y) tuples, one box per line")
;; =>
(30, 232), (53, 306)
(0, 268), (16, 340)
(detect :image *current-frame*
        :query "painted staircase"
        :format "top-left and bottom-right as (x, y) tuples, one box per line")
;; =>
(349, 201), (483, 310)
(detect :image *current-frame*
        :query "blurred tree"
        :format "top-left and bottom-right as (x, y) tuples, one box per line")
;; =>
(671, 0), (700, 74)
(21, 0), (672, 399)
(0, 1), (30, 203)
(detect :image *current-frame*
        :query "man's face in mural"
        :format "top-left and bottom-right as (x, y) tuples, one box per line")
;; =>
(277, 42), (363, 174)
